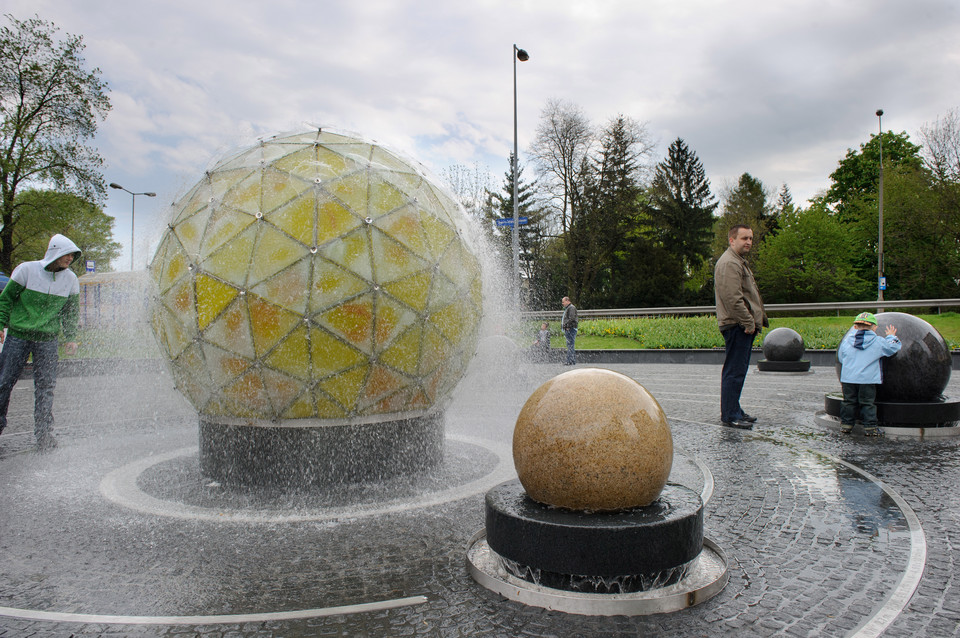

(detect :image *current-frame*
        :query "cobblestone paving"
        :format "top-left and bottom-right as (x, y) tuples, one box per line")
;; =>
(0, 358), (957, 637)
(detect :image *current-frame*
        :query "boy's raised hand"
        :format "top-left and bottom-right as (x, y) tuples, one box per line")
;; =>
(884, 325), (898, 337)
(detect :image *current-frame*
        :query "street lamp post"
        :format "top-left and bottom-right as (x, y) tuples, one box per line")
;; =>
(110, 183), (156, 271)
(512, 44), (529, 309)
(876, 109), (884, 309)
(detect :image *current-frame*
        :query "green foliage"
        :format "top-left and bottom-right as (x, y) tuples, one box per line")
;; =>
(556, 313), (959, 350)
(752, 202), (871, 303)
(13, 189), (121, 272)
(842, 166), (960, 300)
(0, 14), (111, 272)
(825, 131), (922, 218)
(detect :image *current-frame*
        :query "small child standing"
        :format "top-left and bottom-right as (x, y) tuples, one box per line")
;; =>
(529, 322), (551, 361)
(837, 312), (901, 436)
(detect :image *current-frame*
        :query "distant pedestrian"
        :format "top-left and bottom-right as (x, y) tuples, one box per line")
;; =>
(837, 312), (901, 437)
(714, 224), (767, 429)
(529, 322), (551, 361)
(0, 234), (82, 450)
(561, 297), (578, 365)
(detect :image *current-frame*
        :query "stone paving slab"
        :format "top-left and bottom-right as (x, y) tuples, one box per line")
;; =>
(0, 357), (957, 637)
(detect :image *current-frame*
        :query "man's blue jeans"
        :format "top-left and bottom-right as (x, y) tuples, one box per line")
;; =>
(564, 328), (577, 364)
(720, 326), (755, 422)
(0, 335), (59, 440)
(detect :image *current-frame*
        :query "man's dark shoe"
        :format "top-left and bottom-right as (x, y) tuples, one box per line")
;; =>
(740, 414), (758, 423)
(721, 419), (753, 430)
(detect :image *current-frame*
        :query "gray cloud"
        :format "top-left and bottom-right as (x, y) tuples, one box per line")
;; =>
(9, 0), (960, 269)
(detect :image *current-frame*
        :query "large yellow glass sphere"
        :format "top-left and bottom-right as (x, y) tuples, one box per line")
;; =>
(149, 130), (482, 421)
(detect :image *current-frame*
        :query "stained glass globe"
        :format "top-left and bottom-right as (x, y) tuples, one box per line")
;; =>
(149, 130), (482, 423)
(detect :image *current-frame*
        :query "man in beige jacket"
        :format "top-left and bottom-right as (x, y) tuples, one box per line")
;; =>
(714, 224), (768, 429)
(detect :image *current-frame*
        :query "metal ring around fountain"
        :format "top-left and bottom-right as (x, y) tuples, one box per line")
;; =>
(465, 530), (728, 616)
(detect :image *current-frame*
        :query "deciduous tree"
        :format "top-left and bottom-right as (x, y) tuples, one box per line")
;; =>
(0, 14), (111, 272)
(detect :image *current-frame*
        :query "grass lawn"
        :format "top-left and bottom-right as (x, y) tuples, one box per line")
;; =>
(63, 311), (959, 359)
(542, 312), (960, 351)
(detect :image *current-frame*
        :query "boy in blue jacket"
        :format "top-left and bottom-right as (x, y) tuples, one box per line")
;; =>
(837, 312), (901, 437)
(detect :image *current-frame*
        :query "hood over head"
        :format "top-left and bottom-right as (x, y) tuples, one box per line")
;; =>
(41, 234), (82, 271)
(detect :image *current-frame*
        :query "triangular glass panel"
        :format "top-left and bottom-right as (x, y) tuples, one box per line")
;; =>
(263, 324), (311, 380)
(250, 257), (310, 315)
(247, 225), (310, 288)
(317, 364), (368, 412)
(199, 223), (258, 288)
(308, 259), (371, 315)
(319, 225), (373, 282)
(382, 270), (432, 313)
(310, 327), (367, 377)
(370, 228), (430, 285)
(246, 293), (304, 358)
(261, 167), (312, 214)
(202, 296), (256, 360)
(267, 192), (315, 246)
(374, 204), (431, 257)
(194, 273), (239, 331)
(316, 293), (374, 353)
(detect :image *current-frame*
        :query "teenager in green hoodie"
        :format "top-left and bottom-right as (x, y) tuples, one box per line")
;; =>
(0, 234), (82, 450)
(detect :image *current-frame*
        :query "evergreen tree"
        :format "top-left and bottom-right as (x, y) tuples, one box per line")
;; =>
(567, 116), (649, 306)
(485, 155), (548, 302)
(642, 138), (717, 273)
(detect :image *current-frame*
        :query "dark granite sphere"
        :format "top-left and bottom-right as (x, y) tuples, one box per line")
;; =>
(835, 312), (951, 402)
(762, 327), (805, 362)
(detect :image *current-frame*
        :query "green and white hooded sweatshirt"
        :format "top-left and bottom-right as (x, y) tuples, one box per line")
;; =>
(0, 234), (82, 343)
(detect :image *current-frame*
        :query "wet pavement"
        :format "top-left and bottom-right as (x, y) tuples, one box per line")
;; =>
(0, 355), (958, 637)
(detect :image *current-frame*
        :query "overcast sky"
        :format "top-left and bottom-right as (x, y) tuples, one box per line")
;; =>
(8, 0), (960, 271)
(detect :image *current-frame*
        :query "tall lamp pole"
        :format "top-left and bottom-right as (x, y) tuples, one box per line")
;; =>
(876, 109), (884, 308)
(512, 44), (529, 309)
(110, 183), (156, 271)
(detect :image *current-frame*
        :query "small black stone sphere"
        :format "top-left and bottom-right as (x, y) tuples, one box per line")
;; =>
(835, 312), (951, 402)
(762, 327), (805, 362)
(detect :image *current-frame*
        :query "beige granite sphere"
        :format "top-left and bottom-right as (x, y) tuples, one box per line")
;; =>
(513, 368), (672, 511)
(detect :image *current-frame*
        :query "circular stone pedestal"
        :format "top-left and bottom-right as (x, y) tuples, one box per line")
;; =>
(757, 359), (812, 373)
(468, 481), (726, 614)
(199, 412), (444, 486)
(818, 393), (960, 437)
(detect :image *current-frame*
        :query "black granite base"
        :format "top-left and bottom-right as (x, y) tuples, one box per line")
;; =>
(758, 360), (811, 372)
(823, 393), (960, 427)
(484, 480), (703, 593)
(198, 412), (444, 487)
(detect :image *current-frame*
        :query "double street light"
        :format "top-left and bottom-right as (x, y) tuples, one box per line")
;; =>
(512, 44), (529, 309)
(109, 183), (156, 271)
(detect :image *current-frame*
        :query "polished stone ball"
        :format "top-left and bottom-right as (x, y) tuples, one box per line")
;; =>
(835, 312), (951, 402)
(512, 368), (672, 512)
(762, 327), (805, 361)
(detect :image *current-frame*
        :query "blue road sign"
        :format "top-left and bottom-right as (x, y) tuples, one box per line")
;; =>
(495, 217), (529, 227)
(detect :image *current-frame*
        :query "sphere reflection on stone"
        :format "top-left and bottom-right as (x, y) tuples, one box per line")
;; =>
(762, 327), (805, 362)
(512, 368), (672, 512)
(835, 312), (951, 402)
